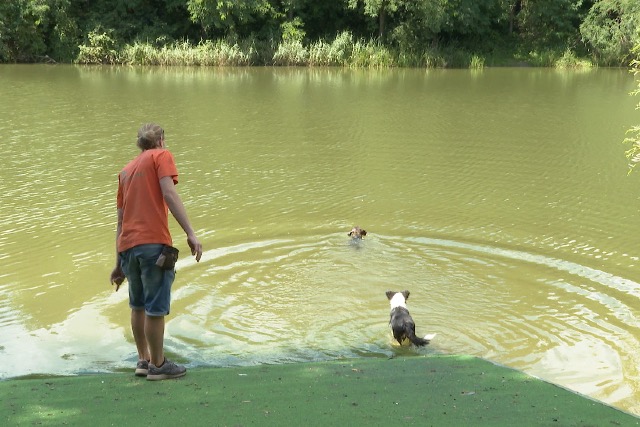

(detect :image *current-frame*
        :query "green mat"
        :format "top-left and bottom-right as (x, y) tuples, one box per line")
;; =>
(2, 355), (638, 426)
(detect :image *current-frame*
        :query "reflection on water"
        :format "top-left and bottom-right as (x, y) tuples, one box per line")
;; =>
(0, 65), (638, 416)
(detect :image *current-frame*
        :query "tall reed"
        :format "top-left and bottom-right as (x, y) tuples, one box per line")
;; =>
(76, 32), (592, 69)
(555, 48), (594, 69)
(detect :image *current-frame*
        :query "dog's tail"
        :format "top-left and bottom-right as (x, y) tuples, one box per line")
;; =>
(405, 325), (432, 347)
(408, 332), (429, 346)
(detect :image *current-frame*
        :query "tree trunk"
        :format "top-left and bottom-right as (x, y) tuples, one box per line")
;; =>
(509, 0), (523, 34)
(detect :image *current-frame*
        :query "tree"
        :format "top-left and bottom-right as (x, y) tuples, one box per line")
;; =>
(512, 0), (585, 47)
(580, 0), (640, 65)
(289, 1), (359, 41)
(389, 0), (447, 51)
(624, 44), (640, 173)
(0, 0), (49, 62)
(186, 0), (276, 38)
(348, 0), (509, 52)
(74, 0), (198, 49)
(346, 0), (409, 38)
(45, 0), (80, 61)
(438, 0), (510, 47)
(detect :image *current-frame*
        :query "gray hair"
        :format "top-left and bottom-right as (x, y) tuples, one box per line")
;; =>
(137, 123), (164, 150)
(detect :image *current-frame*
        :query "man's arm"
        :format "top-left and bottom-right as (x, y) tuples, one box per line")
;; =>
(159, 176), (202, 261)
(110, 208), (125, 290)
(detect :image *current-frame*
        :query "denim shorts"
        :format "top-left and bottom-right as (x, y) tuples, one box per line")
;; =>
(119, 244), (175, 316)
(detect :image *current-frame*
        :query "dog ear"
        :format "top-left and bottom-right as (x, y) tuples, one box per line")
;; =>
(361, 229), (367, 236)
(401, 290), (410, 300)
(348, 231), (353, 236)
(385, 291), (395, 300)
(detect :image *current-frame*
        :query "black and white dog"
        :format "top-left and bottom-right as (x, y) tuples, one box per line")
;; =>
(385, 290), (436, 346)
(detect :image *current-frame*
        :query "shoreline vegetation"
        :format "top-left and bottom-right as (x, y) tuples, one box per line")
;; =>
(4, 1), (638, 70)
(74, 31), (594, 70)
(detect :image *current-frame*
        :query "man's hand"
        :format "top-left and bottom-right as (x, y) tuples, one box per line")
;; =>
(188, 234), (202, 262)
(110, 266), (126, 291)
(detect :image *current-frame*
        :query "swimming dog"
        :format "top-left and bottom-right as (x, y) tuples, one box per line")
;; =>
(348, 226), (367, 239)
(385, 290), (435, 346)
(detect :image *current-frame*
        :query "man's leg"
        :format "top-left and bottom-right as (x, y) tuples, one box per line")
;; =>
(131, 244), (184, 379)
(131, 308), (150, 361)
(145, 315), (165, 367)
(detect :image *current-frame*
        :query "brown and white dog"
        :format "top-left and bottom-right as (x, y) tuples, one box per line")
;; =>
(348, 226), (367, 239)
(385, 290), (436, 347)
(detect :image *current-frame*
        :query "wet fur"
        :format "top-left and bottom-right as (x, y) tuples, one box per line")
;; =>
(348, 226), (367, 239)
(385, 290), (431, 347)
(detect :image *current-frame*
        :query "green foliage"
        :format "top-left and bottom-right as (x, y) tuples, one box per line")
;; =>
(186, 0), (275, 36)
(308, 31), (354, 66)
(469, 54), (485, 69)
(439, 48), (474, 68)
(347, 0), (403, 18)
(100, 38), (265, 66)
(390, 0), (447, 53)
(75, 29), (118, 64)
(77, 0), (197, 50)
(441, 0), (507, 38)
(272, 40), (308, 65)
(511, 47), (567, 67)
(0, 0), (80, 62)
(580, 0), (640, 66)
(45, 0), (81, 61)
(295, 2), (356, 41)
(2, 0), (639, 67)
(0, 0), (49, 62)
(346, 0), (410, 38)
(120, 40), (158, 65)
(123, 39), (233, 65)
(350, 38), (394, 67)
(280, 17), (305, 43)
(197, 39), (254, 66)
(624, 45), (640, 173)
(418, 51), (447, 68)
(554, 47), (594, 69)
(515, 0), (584, 48)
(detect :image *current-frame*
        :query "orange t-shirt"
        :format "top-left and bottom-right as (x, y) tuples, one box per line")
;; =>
(116, 149), (178, 252)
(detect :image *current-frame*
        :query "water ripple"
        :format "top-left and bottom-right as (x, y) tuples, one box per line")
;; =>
(144, 233), (639, 412)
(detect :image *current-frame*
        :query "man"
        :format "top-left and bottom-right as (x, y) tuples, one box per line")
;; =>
(110, 123), (202, 381)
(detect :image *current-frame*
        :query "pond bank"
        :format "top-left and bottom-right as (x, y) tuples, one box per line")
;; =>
(2, 355), (638, 426)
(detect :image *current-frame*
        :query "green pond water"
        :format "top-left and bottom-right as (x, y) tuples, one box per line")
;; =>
(0, 64), (638, 415)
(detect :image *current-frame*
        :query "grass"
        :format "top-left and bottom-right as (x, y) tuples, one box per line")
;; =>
(3, 356), (638, 426)
(75, 30), (597, 69)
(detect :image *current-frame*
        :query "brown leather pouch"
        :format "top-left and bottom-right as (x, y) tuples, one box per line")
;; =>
(155, 245), (179, 270)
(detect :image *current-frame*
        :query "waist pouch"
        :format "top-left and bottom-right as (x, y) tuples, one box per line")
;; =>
(155, 245), (179, 270)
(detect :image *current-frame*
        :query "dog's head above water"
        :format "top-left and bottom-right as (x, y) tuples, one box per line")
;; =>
(348, 226), (367, 239)
(385, 290), (410, 309)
